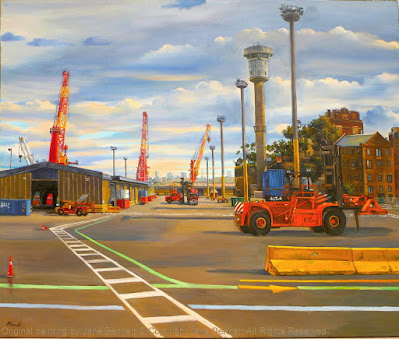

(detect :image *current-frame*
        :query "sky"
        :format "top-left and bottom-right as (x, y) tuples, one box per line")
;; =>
(1, 0), (399, 178)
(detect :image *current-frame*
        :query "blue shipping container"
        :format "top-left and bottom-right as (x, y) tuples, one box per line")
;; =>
(262, 169), (286, 197)
(139, 190), (148, 197)
(0, 199), (31, 216)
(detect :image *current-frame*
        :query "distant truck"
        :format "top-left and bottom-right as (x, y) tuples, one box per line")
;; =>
(187, 188), (199, 205)
(165, 189), (184, 204)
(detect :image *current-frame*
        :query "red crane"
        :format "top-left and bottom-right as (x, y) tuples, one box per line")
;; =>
(49, 70), (76, 165)
(190, 124), (211, 183)
(136, 112), (149, 181)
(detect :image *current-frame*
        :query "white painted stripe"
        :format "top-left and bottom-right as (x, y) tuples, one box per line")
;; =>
(120, 291), (163, 299)
(69, 245), (88, 248)
(105, 277), (141, 284)
(86, 259), (111, 264)
(79, 253), (102, 257)
(72, 248), (92, 252)
(95, 267), (123, 272)
(0, 303), (124, 311)
(143, 315), (195, 324)
(189, 305), (399, 312)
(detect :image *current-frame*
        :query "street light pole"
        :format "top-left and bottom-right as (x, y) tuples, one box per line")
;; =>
(123, 157), (128, 177)
(110, 146), (117, 176)
(8, 148), (12, 169)
(210, 145), (216, 200)
(217, 115), (226, 202)
(280, 4), (303, 187)
(236, 79), (249, 202)
(204, 156), (210, 199)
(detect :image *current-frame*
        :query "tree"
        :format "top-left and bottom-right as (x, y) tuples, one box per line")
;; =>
(305, 115), (341, 152)
(234, 142), (256, 166)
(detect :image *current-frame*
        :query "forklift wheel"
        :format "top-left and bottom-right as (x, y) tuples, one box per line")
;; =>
(250, 211), (271, 236)
(76, 209), (83, 217)
(239, 226), (250, 234)
(323, 209), (346, 235)
(83, 210), (88, 216)
(309, 226), (324, 233)
(58, 209), (65, 216)
(167, 198), (172, 204)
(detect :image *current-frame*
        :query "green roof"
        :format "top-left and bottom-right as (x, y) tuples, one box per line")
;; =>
(336, 134), (374, 147)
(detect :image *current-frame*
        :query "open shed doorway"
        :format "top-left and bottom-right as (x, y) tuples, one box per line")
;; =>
(31, 180), (58, 208)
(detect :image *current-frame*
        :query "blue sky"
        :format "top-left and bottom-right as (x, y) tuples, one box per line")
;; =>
(1, 0), (398, 178)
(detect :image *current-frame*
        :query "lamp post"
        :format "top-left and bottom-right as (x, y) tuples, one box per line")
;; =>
(217, 115), (226, 202)
(280, 4), (303, 187)
(110, 146), (117, 176)
(210, 145), (216, 200)
(236, 79), (249, 202)
(123, 157), (128, 177)
(204, 156), (210, 199)
(8, 148), (12, 169)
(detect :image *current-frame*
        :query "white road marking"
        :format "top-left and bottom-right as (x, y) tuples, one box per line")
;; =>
(105, 277), (141, 284)
(50, 217), (231, 338)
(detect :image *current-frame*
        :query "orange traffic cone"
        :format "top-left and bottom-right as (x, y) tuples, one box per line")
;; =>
(7, 256), (14, 278)
(41, 224), (45, 230)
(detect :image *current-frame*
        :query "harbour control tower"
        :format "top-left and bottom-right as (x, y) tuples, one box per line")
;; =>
(243, 44), (273, 190)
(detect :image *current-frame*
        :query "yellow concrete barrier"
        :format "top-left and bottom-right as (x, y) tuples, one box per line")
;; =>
(265, 246), (399, 276)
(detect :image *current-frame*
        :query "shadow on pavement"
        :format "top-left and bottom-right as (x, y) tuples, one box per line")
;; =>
(206, 268), (268, 275)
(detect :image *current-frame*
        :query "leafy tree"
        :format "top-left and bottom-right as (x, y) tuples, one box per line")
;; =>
(305, 115), (341, 152)
(343, 183), (356, 195)
(234, 142), (256, 166)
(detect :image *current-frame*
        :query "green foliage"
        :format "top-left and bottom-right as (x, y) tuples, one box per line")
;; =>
(234, 142), (256, 166)
(343, 183), (356, 195)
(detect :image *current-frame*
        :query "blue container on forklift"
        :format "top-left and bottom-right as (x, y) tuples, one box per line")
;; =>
(262, 169), (286, 197)
(0, 199), (31, 216)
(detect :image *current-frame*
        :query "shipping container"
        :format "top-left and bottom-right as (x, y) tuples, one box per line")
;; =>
(262, 169), (286, 197)
(139, 190), (148, 197)
(0, 199), (31, 216)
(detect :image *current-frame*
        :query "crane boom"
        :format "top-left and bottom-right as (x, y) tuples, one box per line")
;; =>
(49, 70), (70, 165)
(190, 124), (211, 183)
(18, 137), (34, 165)
(136, 112), (149, 181)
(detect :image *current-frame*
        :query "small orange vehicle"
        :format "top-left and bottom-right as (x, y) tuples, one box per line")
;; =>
(234, 185), (346, 236)
(165, 189), (184, 204)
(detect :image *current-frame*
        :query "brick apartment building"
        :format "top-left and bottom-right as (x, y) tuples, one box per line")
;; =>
(325, 107), (364, 135)
(389, 127), (399, 197)
(323, 132), (395, 202)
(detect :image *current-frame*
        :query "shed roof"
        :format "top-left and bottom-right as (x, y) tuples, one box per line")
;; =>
(111, 176), (151, 186)
(0, 162), (103, 179)
(335, 134), (374, 147)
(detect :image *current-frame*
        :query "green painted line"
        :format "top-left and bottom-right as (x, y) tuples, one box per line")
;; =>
(74, 219), (237, 290)
(298, 286), (399, 291)
(153, 284), (238, 289)
(0, 284), (108, 290)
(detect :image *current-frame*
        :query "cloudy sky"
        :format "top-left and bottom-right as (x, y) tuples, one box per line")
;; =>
(1, 0), (399, 178)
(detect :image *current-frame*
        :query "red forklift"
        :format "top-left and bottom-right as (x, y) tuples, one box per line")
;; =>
(165, 189), (184, 204)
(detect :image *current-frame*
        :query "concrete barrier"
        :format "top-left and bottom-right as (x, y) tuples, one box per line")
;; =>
(265, 246), (399, 275)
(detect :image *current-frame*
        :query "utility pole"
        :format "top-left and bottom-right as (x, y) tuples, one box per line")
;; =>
(110, 146), (117, 176)
(210, 145), (216, 200)
(8, 148), (12, 169)
(204, 156), (210, 199)
(280, 4), (303, 187)
(236, 79), (249, 202)
(123, 157), (128, 177)
(217, 115), (226, 202)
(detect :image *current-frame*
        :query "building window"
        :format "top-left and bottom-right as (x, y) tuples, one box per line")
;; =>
(346, 149), (349, 155)
(368, 186), (374, 195)
(388, 186), (392, 192)
(377, 160), (382, 167)
(387, 174), (393, 183)
(366, 148), (371, 155)
(347, 161), (350, 167)
(376, 148), (382, 157)
(341, 149), (344, 155)
(379, 186), (383, 192)
(348, 175), (351, 181)
(354, 176), (358, 181)
(357, 148), (361, 154)
(358, 160), (362, 168)
(351, 149), (355, 155)
(354, 186), (357, 193)
(387, 160), (391, 167)
(378, 174), (382, 181)
(366, 160), (372, 169)
(368, 174), (372, 182)
(387, 149), (391, 155)
(351, 162), (355, 168)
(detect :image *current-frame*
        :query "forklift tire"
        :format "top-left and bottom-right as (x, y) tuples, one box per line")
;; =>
(323, 209), (346, 235)
(310, 226), (324, 233)
(83, 210), (88, 216)
(58, 209), (65, 216)
(76, 209), (83, 217)
(167, 198), (172, 204)
(179, 198), (184, 204)
(239, 226), (250, 234)
(250, 211), (271, 236)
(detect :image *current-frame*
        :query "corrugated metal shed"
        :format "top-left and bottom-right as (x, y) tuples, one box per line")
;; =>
(336, 134), (374, 147)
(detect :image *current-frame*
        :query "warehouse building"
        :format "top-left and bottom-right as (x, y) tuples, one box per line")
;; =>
(0, 162), (150, 207)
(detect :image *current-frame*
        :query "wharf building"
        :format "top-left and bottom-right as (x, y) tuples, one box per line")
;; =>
(388, 127), (399, 198)
(325, 107), (364, 135)
(0, 162), (150, 207)
(323, 132), (395, 203)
